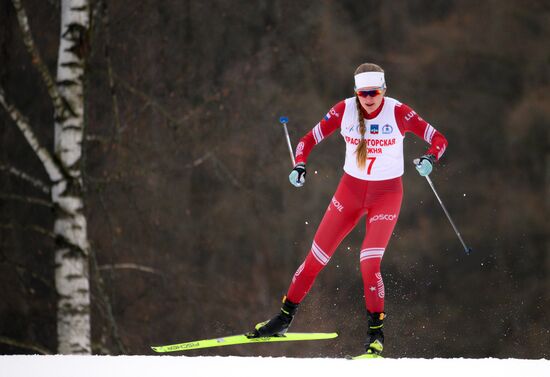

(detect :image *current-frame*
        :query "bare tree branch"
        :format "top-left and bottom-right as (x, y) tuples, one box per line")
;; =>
(46, 0), (60, 9)
(85, 134), (112, 144)
(211, 154), (243, 189)
(0, 248), (54, 297)
(0, 336), (52, 355)
(10, 0), (72, 121)
(0, 163), (50, 194)
(182, 149), (247, 191)
(184, 151), (214, 169)
(0, 252), (53, 290)
(0, 223), (56, 240)
(89, 247), (127, 354)
(113, 72), (220, 131)
(0, 193), (53, 208)
(114, 73), (181, 128)
(0, 86), (63, 182)
(100, 0), (122, 138)
(90, 187), (130, 354)
(98, 263), (163, 276)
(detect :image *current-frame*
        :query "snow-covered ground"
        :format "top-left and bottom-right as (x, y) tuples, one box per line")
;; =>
(2, 356), (549, 377)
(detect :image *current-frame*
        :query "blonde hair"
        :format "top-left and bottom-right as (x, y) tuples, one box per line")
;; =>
(354, 63), (384, 170)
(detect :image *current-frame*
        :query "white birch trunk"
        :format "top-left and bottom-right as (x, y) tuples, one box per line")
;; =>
(53, 0), (91, 354)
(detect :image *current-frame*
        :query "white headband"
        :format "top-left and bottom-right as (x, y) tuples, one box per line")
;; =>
(354, 72), (386, 89)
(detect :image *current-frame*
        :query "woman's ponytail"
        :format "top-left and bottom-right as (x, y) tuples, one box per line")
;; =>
(355, 96), (368, 169)
(353, 63), (384, 170)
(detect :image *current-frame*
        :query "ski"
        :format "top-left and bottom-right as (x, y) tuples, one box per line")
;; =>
(151, 332), (338, 353)
(349, 353), (383, 360)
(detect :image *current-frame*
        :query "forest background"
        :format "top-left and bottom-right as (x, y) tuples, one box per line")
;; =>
(0, 0), (548, 358)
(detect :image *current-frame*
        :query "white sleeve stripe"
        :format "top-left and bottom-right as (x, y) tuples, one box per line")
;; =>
(313, 123), (323, 144)
(437, 144), (447, 159)
(424, 125), (436, 143)
(429, 127), (436, 143)
(313, 127), (319, 144)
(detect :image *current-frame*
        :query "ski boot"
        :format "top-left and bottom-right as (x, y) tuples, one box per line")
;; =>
(364, 311), (385, 357)
(248, 296), (299, 338)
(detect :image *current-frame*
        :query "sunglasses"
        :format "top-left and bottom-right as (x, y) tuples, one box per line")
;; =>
(356, 88), (384, 98)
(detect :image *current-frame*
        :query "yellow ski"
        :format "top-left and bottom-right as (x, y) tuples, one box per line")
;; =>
(151, 332), (338, 353)
(351, 353), (383, 359)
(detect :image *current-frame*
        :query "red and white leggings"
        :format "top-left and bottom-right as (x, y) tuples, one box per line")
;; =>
(286, 173), (403, 313)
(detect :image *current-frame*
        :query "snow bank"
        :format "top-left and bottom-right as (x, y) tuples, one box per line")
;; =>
(1, 355), (549, 377)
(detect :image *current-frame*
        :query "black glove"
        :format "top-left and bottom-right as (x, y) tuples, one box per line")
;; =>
(288, 163), (306, 187)
(413, 154), (436, 176)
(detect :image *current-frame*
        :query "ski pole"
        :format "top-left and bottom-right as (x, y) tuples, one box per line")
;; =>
(414, 160), (472, 255)
(279, 116), (296, 167)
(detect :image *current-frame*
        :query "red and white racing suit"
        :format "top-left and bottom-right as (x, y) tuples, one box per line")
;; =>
(286, 97), (448, 313)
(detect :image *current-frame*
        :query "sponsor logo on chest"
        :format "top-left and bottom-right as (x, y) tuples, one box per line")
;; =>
(382, 124), (393, 134)
(343, 119), (399, 154)
(345, 123), (395, 137)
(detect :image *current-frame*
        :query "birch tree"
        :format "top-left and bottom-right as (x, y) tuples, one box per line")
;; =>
(1, 0), (92, 354)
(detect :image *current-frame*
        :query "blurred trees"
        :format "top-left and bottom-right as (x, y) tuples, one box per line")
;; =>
(1, 0), (94, 354)
(0, 0), (548, 357)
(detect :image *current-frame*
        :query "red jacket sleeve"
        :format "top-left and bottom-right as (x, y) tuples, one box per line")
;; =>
(395, 103), (448, 161)
(294, 100), (346, 164)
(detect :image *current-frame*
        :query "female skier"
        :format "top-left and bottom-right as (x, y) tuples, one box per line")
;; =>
(251, 63), (448, 356)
